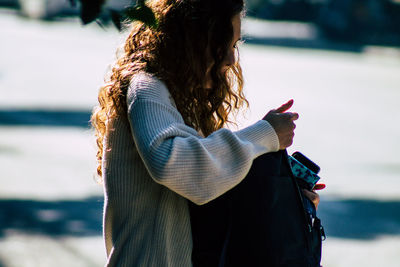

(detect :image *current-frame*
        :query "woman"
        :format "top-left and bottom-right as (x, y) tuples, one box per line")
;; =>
(91, 0), (303, 266)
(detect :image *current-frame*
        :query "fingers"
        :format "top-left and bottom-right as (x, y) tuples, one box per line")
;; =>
(275, 99), (294, 113)
(273, 99), (298, 120)
(262, 99), (298, 150)
(302, 189), (320, 210)
(281, 134), (294, 149)
(302, 189), (318, 201)
(280, 113), (298, 132)
(281, 112), (299, 121)
(313, 184), (326, 190)
(291, 112), (299, 120)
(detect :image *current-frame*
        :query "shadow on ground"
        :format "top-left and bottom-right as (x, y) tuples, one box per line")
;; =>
(318, 198), (400, 239)
(0, 197), (399, 240)
(243, 36), (365, 53)
(0, 197), (103, 237)
(0, 109), (91, 128)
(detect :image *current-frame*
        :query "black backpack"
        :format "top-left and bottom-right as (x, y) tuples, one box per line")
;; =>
(189, 150), (325, 267)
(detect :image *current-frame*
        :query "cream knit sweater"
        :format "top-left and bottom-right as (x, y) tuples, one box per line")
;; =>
(102, 72), (279, 266)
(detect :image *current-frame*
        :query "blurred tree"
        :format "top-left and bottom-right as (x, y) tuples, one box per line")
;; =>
(69, 0), (157, 30)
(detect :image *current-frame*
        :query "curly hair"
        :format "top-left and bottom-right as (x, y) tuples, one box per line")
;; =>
(92, 0), (247, 178)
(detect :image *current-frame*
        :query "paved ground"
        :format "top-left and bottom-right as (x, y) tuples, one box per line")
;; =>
(1, 9), (400, 267)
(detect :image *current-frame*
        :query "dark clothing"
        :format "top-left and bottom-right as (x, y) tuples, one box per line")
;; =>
(190, 150), (323, 267)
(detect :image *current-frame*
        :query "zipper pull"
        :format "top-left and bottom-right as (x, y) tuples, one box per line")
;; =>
(320, 225), (326, 241)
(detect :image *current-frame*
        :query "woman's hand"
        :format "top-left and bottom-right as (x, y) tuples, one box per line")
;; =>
(263, 100), (299, 150)
(302, 189), (320, 210)
(302, 184), (325, 210)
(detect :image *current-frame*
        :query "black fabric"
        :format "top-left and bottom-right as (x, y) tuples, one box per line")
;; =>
(189, 150), (322, 267)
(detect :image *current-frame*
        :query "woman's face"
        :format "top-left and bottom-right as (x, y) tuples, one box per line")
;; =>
(205, 13), (242, 88)
(221, 13), (241, 73)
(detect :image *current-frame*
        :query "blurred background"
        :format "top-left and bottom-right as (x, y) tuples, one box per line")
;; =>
(0, 0), (399, 266)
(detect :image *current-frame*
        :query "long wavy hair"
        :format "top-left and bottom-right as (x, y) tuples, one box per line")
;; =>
(92, 0), (247, 178)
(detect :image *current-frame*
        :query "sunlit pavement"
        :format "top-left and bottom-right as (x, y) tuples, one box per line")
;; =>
(1, 9), (400, 267)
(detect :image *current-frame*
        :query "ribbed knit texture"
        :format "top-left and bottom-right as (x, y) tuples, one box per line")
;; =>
(102, 72), (280, 266)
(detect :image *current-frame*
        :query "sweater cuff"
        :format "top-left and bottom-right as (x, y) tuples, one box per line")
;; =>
(236, 120), (280, 153)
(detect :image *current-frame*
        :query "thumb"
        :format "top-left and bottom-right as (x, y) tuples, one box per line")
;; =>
(275, 99), (294, 113)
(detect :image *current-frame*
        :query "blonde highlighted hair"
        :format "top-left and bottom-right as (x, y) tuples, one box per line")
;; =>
(92, 0), (247, 178)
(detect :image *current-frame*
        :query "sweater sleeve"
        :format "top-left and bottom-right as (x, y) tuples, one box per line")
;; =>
(127, 73), (279, 205)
